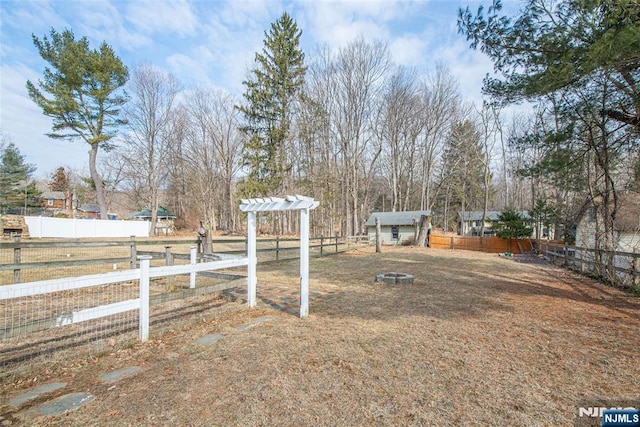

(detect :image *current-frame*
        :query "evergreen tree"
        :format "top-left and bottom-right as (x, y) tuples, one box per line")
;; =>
(26, 28), (129, 219)
(458, 0), (640, 133)
(238, 12), (306, 197)
(0, 143), (38, 212)
(492, 208), (533, 239)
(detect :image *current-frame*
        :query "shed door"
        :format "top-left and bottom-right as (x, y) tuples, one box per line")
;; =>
(391, 225), (399, 239)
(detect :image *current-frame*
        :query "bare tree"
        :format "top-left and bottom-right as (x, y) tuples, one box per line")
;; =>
(378, 66), (423, 212)
(418, 63), (461, 212)
(121, 64), (181, 234)
(182, 87), (243, 233)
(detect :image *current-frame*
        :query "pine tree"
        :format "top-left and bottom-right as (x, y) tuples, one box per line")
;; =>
(238, 12), (306, 197)
(26, 28), (129, 219)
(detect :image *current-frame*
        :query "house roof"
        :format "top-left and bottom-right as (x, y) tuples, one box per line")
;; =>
(458, 210), (531, 222)
(365, 210), (431, 227)
(614, 192), (640, 232)
(41, 191), (66, 200)
(78, 203), (100, 213)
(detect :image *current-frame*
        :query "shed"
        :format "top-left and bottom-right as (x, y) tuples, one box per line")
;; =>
(365, 210), (431, 245)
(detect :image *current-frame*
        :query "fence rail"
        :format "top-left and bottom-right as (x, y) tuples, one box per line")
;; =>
(0, 235), (354, 285)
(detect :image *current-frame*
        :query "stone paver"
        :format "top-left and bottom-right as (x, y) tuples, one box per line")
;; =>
(9, 382), (67, 407)
(195, 333), (224, 345)
(34, 392), (93, 416)
(98, 366), (142, 384)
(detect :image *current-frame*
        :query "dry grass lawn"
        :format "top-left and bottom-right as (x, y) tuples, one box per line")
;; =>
(1, 246), (639, 426)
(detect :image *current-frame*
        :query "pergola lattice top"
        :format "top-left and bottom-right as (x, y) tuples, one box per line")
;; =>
(240, 195), (319, 212)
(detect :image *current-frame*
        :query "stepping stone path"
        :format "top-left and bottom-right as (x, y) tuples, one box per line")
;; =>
(6, 284), (337, 420)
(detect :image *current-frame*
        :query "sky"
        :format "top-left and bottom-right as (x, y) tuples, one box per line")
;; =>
(0, 0), (523, 179)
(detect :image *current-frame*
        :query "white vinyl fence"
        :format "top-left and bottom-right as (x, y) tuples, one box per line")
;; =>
(25, 216), (150, 238)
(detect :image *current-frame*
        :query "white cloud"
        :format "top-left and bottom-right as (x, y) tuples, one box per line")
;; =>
(125, 0), (199, 37)
(389, 34), (428, 68)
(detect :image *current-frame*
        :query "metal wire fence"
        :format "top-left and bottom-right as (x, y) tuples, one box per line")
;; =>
(0, 235), (356, 377)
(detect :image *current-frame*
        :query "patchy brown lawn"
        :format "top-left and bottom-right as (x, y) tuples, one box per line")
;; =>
(2, 246), (639, 426)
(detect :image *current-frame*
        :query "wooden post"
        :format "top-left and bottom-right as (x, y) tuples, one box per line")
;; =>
(375, 216), (381, 253)
(320, 235), (324, 256)
(300, 208), (310, 318)
(633, 248), (639, 287)
(129, 236), (137, 269)
(276, 235), (280, 261)
(247, 212), (257, 308)
(450, 236), (454, 250)
(189, 246), (197, 289)
(335, 235), (338, 253)
(205, 228), (213, 254)
(13, 235), (21, 284)
(165, 246), (174, 290)
(138, 255), (152, 342)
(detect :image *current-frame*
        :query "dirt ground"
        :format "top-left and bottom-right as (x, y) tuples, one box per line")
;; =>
(1, 246), (639, 426)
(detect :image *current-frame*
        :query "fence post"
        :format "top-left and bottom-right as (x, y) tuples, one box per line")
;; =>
(276, 235), (280, 261)
(450, 236), (454, 250)
(320, 235), (324, 256)
(633, 249), (639, 287)
(130, 236), (137, 269)
(13, 235), (21, 284)
(190, 246), (197, 289)
(138, 255), (152, 342)
(335, 235), (339, 253)
(165, 246), (174, 290)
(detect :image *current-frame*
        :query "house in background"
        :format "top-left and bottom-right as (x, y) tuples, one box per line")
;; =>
(40, 191), (66, 210)
(458, 210), (535, 237)
(365, 210), (431, 245)
(77, 203), (118, 219)
(128, 206), (177, 235)
(575, 192), (640, 251)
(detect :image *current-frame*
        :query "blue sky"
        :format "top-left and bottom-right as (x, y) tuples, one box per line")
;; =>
(0, 0), (520, 178)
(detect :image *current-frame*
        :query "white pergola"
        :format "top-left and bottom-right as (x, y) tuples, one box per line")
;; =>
(239, 195), (320, 318)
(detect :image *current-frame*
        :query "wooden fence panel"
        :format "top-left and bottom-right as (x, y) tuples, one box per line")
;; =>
(429, 234), (535, 254)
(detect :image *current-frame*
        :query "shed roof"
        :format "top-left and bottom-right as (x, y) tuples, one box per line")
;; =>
(365, 210), (431, 227)
(41, 191), (66, 200)
(128, 206), (176, 220)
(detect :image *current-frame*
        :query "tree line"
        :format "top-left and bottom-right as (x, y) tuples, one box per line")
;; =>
(9, 2), (638, 248)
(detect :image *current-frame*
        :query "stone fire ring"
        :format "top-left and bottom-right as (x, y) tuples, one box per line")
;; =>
(375, 272), (414, 285)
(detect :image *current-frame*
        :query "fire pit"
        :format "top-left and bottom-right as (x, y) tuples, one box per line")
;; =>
(374, 272), (414, 285)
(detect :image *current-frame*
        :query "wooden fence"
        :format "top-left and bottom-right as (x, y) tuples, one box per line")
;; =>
(539, 241), (639, 287)
(0, 235), (353, 285)
(429, 234), (537, 254)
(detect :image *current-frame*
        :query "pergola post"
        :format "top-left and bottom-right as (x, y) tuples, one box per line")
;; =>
(247, 211), (257, 308)
(240, 195), (319, 318)
(300, 207), (310, 318)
